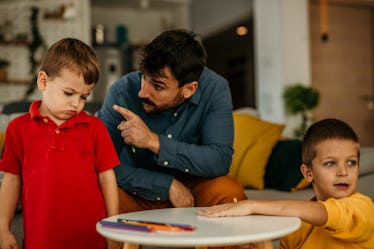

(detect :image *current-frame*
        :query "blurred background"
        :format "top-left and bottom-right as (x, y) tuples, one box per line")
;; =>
(0, 0), (373, 145)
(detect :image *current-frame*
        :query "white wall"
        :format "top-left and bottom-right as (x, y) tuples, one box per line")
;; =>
(91, 3), (189, 45)
(0, 0), (90, 104)
(253, 0), (310, 136)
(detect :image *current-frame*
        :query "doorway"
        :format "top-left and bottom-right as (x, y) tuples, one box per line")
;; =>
(203, 18), (255, 110)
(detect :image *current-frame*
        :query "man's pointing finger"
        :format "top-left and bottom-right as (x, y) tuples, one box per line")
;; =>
(112, 104), (132, 120)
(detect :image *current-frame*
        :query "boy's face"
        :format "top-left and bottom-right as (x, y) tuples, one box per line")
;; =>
(37, 69), (94, 125)
(138, 67), (197, 114)
(301, 138), (359, 201)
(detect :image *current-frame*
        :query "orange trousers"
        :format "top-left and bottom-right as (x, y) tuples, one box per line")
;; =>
(118, 175), (247, 214)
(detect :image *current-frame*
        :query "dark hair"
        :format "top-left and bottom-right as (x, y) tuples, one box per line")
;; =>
(40, 38), (99, 85)
(139, 29), (207, 87)
(302, 118), (359, 166)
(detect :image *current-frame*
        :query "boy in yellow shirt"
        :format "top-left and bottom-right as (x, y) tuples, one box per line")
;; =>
(199, 118), (374, 248)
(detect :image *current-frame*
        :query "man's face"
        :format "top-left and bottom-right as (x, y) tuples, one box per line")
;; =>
(138, 67), (196, 113)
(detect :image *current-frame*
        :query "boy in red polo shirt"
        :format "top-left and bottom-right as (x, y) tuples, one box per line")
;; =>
(0, 38), (120, 249)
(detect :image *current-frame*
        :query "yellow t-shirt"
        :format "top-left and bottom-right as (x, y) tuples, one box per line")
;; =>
(280, 192), (374, 249)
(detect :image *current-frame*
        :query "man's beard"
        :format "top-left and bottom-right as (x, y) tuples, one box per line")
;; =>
(140, 94), (185, 114)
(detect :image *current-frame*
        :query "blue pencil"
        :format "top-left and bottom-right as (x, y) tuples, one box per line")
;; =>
(99, 220), (154, 232)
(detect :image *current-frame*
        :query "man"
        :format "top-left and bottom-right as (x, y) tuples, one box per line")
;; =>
(98, 29), (246, 213)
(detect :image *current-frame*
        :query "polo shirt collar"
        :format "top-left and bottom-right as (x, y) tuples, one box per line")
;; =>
(29, 100), (90, 127)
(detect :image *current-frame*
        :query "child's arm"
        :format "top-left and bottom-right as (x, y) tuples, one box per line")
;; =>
(98, 168), (119, 217)
(98, 169), (121, 249)
(0, 172), (21, 249)
(198, 199), (328, 226)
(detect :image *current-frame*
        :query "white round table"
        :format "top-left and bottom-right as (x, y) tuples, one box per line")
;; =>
(96, 207), (301, 249)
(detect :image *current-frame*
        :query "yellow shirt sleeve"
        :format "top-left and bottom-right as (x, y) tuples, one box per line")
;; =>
(280, 192), (374, 249)
(320, 192), (374, 242)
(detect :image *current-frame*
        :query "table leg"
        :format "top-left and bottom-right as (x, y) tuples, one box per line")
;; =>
(255, 240), (274, 249)
(122, 242), (139, 249)
(195, 246), (207, 249)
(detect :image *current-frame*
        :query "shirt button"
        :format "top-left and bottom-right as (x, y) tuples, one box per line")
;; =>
(163, 161), (169, 166)
(132, 192), (137, 195)
(167, 134), (173, 139)
(55, 130), (60, 134)
(156, 197), (161, 201)
(173, 112), (178, 117)
(43, 118), (48, 123)
(184, 168), (189, 172)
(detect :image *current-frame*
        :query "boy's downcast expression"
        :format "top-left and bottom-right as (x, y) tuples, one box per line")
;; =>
(37, 69), (94, 125)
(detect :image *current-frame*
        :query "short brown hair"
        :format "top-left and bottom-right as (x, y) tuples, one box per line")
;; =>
(302, 118), (359, 167)
(139, 29), (206, 87)
(40, 38), (99, 85)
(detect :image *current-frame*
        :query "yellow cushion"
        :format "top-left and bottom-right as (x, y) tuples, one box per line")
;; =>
(0, 131), (4, 157)
(291, 178), (311, 192)
(229, 113), (285, 189)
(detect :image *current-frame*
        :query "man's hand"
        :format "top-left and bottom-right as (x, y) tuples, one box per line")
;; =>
(169, 179), (194, 207)
(113, 105), (160, 154)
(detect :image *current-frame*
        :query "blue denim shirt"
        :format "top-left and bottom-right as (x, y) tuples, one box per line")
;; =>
(97, 67), (234, 201)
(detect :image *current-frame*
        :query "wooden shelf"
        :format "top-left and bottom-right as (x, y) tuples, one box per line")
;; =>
(0, 41), (31, 46)
(0, 79), (32, 85)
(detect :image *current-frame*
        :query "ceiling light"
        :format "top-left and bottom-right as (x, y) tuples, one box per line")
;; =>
(236, 26), (248, 36)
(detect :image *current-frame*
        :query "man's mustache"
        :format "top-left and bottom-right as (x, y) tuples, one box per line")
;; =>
(140, 98), (155, 106)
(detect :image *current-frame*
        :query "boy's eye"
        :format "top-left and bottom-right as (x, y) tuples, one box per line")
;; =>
(347, 160), (357, 167)
(64, 91), (73, 96)
(324, 161), (335, 166)
(81, 96), (88, 100)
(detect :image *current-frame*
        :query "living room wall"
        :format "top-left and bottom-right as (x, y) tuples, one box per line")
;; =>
(310, 0), (374, 146)
(253, 0), (310, 137)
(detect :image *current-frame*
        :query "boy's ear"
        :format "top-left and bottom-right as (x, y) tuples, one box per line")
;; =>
(300, 164), (313, 182)
(182, 81), (198, 99)
(37, 71), (48, 90)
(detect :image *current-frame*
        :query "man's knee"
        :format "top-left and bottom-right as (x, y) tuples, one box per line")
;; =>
(211, 176), (247, 201)
(194, 176), (247, 206)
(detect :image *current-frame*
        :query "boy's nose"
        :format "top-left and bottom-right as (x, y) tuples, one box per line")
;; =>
(70, 97), (80, 108)
(337, 165), (348, 176)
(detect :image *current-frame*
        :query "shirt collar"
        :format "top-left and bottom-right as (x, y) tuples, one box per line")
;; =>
(29, 100), (90, 127)
(187, 67), (207, 106)
(189, 85), (200, 106)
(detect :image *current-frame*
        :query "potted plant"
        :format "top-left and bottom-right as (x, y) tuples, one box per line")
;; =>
(0, 58), (10, 81)
(283, 83), (320, 138)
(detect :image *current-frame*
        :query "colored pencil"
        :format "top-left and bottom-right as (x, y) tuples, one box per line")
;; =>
(99, 220), (154, 232)
(117, 218), (195, 231)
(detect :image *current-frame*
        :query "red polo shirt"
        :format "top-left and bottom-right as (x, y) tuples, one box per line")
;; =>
(0, 101), (119, 249)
